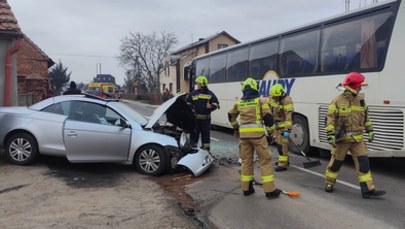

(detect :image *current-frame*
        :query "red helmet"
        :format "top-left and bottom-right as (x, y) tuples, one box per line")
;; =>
(342, 72), (368, 90)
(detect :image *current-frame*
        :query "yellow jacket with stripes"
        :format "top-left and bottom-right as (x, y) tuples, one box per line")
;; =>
(325, 91), (373, 142)
(228, 97), (271, 139)
(268, 96), (294, 131)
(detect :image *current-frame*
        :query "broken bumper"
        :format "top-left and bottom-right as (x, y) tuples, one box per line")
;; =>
(177, 148), (214, 177)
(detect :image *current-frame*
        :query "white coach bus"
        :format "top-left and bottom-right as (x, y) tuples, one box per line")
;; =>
(188, 0), (404, 157)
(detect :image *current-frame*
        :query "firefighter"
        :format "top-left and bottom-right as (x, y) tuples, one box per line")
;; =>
(228, 77), (281, 199)
(325, 72), (386, 198)
(186, 76), (219, 151)
(268, 84), (294, 171)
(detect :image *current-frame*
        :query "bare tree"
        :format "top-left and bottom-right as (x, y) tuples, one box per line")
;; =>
(118, 31), (178, 94)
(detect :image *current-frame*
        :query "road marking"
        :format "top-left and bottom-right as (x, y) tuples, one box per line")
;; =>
(291, 165), (360, 190)
(210, 137), (220, 142)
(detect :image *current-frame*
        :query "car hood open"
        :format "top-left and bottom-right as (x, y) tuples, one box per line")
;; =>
(145, 94), (195, 132)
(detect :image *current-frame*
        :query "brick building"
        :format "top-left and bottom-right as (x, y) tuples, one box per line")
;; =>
(17, 34), (54, 104)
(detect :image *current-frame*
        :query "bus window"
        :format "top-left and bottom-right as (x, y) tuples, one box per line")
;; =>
(321, 11), (394, 73)
(226, 46), (249, 82)
(195, 58), (210, 78)
(249, 39), (278, 80)
(280, 30), (320, 77)
(209, 53), (226, 83)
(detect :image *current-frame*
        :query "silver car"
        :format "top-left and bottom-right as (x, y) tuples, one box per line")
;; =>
(0, 93), (213, 176)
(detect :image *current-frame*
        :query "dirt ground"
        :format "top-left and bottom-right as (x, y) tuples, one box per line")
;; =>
(0, 151), (208, 229)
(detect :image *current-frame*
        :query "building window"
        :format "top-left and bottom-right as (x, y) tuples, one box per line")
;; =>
(169, 83), (173, 92)
(162, 83), (166, 92)
(218, 44), (228, 49)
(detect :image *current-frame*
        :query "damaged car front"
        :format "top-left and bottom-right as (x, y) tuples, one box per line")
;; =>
(142, 94), (214, 177)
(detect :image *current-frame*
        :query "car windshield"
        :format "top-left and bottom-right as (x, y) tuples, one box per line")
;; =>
(110, 101), (148, 126)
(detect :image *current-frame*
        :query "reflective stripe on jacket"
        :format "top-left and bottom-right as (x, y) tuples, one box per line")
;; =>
(268, 96), (293, 130)
(228, 97), (271, 138)
(325, 91), (373, 142)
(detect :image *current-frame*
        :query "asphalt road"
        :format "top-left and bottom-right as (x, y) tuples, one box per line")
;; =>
(130, 99), (405, 228)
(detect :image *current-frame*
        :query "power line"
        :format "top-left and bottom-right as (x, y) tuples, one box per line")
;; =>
(48, 53), (117, 58)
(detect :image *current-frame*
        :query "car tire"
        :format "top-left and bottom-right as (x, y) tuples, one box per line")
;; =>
(289, 114), (310, 155)
(134, 145), (167, 176)
(5, 132), (39, 165)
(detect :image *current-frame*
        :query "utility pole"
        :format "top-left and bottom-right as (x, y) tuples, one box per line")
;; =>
(96, 63), (102, 75)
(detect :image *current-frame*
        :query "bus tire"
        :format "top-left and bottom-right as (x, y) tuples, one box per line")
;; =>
(289, 114), (310, 155)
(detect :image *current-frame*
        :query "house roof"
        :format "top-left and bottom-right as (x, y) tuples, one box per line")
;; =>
(22, 33), (55, 68)
(172, 31), (240, 54)
(0, 0), (21, 37)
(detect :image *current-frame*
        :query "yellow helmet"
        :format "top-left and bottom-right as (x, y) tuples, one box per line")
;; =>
(195, 75), (208, 86)
(270, 84), (285, 97)
(242, 77), (258, 92)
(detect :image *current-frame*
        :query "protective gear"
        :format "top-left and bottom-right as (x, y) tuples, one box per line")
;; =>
(361, 189), (386, 199)
(329, 159), (343, 172)
(342, 72), (368, 94)
(282, 131), (289, 138)
(268, 94), (293, 169)
(325, 91), (373, 141)
(274, 166), (287, 172)
(325, 184), (334, 193)
(325, 79), (383, 198)
(228, 91), (278, 196)
(357, 156), (370, 173)
(270, 84), (286, 97)
(241, 77), (258, 92)
(243, 181), (255, 196)
(195, 75), (208, 86)
(186, 81), (219, 150)
(368, 131), (375, 142)
(265, 189), (281, 199)
(327, 135), (336, 145)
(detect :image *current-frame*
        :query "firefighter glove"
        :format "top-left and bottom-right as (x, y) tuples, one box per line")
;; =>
(327, 135), (336, 146)
(368, 131), (375, 142)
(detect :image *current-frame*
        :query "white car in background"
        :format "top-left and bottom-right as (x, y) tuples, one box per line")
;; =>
(0, 93), (213, 177)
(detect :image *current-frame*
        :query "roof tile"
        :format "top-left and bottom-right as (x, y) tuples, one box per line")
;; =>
(0, 1), (21, 33)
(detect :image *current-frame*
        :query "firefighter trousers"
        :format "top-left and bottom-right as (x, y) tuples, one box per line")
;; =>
(191, 119), (211, 150)
(274, 129), (289, 168)
(240, 136), (276, 193)
(325, 141), (376, 192)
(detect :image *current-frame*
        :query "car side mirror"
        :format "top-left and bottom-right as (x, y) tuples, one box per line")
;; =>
(120, 119), (131, 129)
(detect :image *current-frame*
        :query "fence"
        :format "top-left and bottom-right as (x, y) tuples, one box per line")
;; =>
(18, 94), (38, 106)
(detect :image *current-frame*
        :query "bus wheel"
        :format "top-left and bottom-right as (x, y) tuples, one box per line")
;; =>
(289, 115), (310, 155)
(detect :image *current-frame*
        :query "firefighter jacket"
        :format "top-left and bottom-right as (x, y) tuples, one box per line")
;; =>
(268, 96), (293, 131)
(228, 91), (272, 139)
(325, 90), (373, 142)
(186, 87), (219, 120)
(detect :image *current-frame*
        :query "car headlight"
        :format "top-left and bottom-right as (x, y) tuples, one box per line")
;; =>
(179, 132), (191, 151)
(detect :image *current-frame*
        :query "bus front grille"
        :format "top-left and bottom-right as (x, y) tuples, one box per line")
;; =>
(318, 105), (404, 151)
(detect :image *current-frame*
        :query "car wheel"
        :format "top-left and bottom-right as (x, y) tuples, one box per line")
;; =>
(135, 145), (167, 176)
(289, 114), (310, 155)
(5, 133), (39, 165)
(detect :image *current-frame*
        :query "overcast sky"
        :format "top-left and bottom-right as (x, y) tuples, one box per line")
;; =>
(8, 0), (377, 86)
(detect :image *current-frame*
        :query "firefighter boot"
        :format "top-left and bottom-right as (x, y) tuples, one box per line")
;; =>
(325, 184), (334, 193)
(360, 182), (386, 199)
(362, 189), (386, 199)
(274, 166), (288, 172)
(243, 181), (255, 196)
(265, 189), (281, 199)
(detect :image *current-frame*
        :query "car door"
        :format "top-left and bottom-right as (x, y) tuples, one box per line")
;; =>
(64, 101), (131, 162)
